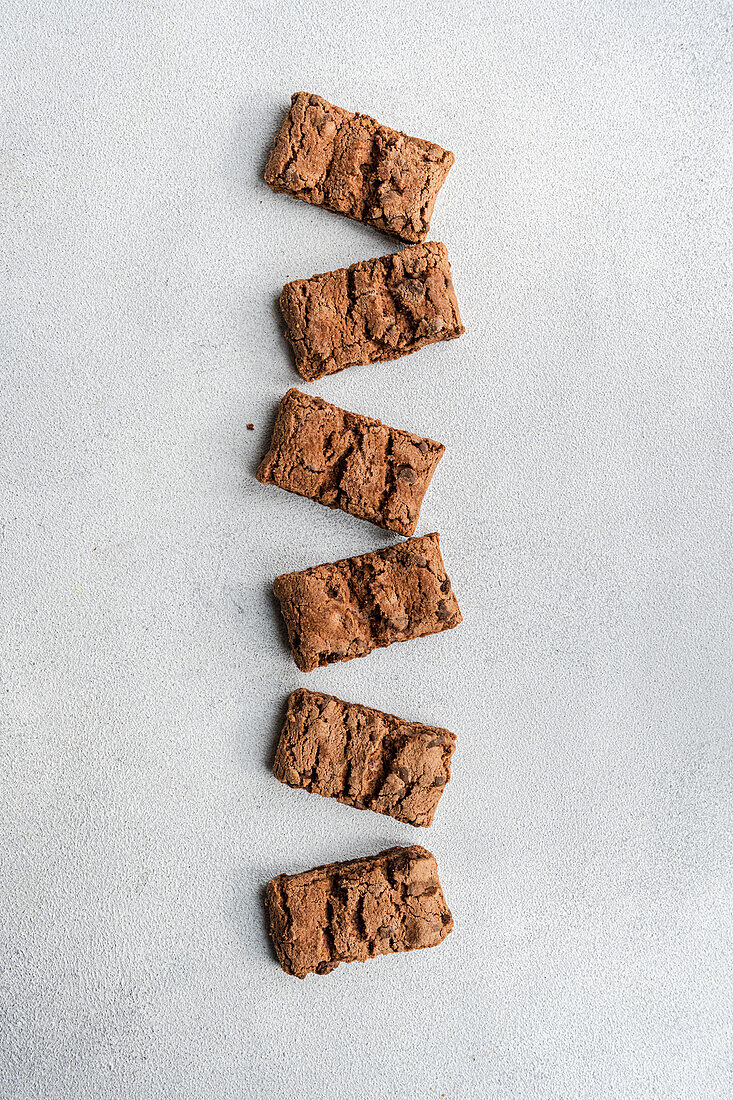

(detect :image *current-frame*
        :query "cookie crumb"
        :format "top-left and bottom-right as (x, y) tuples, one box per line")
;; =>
(247, 423), (254, 430)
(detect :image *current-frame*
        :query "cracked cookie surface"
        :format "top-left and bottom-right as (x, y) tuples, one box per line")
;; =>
(274, 688), (456, 826)
(256, 388), (444, 535)
(280, 241), (464, 381)
(272, 532), (462, 672)
(265, 845), (453, 978)
(264, 92), (454, 242)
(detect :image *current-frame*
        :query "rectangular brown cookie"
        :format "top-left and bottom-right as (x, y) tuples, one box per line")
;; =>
(264, 92), (454, 243)
(274, 689), (456, 827)
(272, 531), (462, 672)
(256, 388), (445, 536)
(265, 845), (453, 978)
(280, 241), (464, 382)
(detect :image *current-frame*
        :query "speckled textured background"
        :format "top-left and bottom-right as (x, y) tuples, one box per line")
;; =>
(2, 2), (731, 1098)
